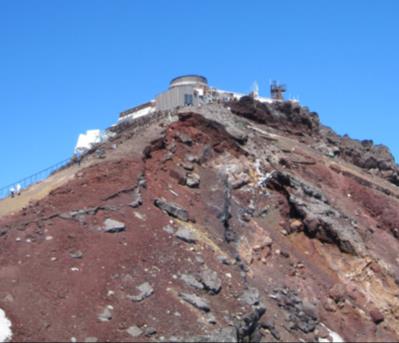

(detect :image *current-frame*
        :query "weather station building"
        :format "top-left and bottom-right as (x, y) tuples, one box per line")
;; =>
(75, 74), (290, 154)
(155, 75), (209, 111)
(117, 74), (285, 122)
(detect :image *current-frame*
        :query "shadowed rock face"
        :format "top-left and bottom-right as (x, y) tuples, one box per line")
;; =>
(0, 101), (399, 342)
(229, 96), (320, 136)
(320, 126), (399, 186)
(231, 97), (399, 187)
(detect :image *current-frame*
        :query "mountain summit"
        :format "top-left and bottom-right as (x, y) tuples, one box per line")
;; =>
(0, 78), (398, 342)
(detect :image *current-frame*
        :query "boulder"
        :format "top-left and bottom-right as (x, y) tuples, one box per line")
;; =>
(270, 172), (365, 256)
(186, 173), (200, 188)
(98, 306), (112, 322)
(102, 219), (126, 233)
(127, 325), (143, 338)
(175, 131), (193, 146)
(69, 250), (83, 259)
(239, 287), (260, 306)
(199, 269), (222, 294)
(154, 198), (189, 222)
(128, 282), (154, 302)
(130, 189), (143, 208)
(179, 293), (210, 312)
(188, 327), (237, 342)
(180, 274), (204, 290)
(175, 227), (197, 244)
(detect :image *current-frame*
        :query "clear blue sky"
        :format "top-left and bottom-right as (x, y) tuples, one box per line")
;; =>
(0, 0), (398, 187)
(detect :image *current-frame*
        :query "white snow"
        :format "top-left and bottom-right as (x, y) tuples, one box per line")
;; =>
(318, 324), (344, 343)
(0, 308), (12, 342)
(118, 105), (155, 122)
(194, 87), (204, 96)
(74, 129), (102, 154)
(256, 95), (273, 103)
(215, 88), (245, 100)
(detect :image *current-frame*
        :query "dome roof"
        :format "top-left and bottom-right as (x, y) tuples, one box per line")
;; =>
(169, 75), (208, 88)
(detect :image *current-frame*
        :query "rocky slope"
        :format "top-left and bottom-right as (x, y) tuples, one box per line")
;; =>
(0, 99), (398, 342)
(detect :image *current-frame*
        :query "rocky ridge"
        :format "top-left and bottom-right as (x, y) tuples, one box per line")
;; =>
(0, 98), (398, 342)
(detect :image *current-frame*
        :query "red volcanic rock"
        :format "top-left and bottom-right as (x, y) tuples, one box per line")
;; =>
(370, 308), (385, 324)
(0, 103), (399, 342)
(329, 284), (347, 304)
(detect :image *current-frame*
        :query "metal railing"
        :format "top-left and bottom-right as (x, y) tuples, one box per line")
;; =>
(0, 157), (72, 200)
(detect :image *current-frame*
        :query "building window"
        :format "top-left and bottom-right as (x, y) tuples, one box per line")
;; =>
(184, 94), (193, 106)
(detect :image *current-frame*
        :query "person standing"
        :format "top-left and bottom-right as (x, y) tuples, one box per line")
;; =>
(9, 187), (15, 198)
(16, 184), (21, 196)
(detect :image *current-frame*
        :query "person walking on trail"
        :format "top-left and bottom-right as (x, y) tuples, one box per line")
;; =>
(9, 187), (15, 198)
(76, 151), (82, 167)
(16, 184), (21, 196)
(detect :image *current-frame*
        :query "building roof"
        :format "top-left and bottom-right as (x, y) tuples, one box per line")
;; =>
(169, 75), (208, 88)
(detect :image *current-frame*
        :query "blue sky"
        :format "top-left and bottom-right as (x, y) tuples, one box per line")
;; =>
(0, 0), (398, 187)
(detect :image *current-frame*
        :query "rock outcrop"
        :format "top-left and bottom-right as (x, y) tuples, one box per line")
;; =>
(0, 100), (398, 342)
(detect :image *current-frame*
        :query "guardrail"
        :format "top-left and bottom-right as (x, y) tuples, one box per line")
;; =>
(0, 109), (177, 201)
(0, 157), (72, 200)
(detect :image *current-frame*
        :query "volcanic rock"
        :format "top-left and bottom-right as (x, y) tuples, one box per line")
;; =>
(101, 218), (126, 233)
(179, 293), (210, 312)
(154, 198), (189, 222)
(128, 282), (154, 302)
(199, 268), (222, 294)
(175, 227), (197, 244)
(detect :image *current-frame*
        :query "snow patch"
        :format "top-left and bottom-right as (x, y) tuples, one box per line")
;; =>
(318, 324), (344, 343)
(74, 129), (102, 154)
(118, 105), (155, 122)
(0, 309), (12, 342)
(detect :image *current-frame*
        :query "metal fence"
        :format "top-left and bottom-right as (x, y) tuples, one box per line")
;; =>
(0, 157), (72, 200)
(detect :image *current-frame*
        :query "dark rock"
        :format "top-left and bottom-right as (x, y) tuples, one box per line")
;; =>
(235, 306), (266, 342)
(206, 313), (217, 325)
(186, 172), (200, 188)
(239, 287), (260, 306)
(232, 176), (250, 190)
(188, 327), (237, 342)
(230, 97), (320, 136)
(180, 274), (204, 290)
(154, 198), (189, 222)
(270, 171), (365, 256)
(185, 154), (200, 163)
(102, 219), (126, 233)
(98, 306), (112, 322)
(127, 325), (143, 337)
(175, 227), (197, 244)
(179, 292), (210, 312)
(217, 255), (231, 265)
(175, 131), (193, 146)
(270, 288), (318, 334)
(321, 127), (399, 186)
(128, 282), (154, 302)
(260, 320), (280, 340)
(181, 161), (194, 171)
(130, 188), (143, 208)
(161, 151), (174, 163)
(199, 144), (214, 164)
(199, 269), (222, 294)
(144, 327), (157, 337)
(69, 250), (83, 259)
(226, 126), (248, 145)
